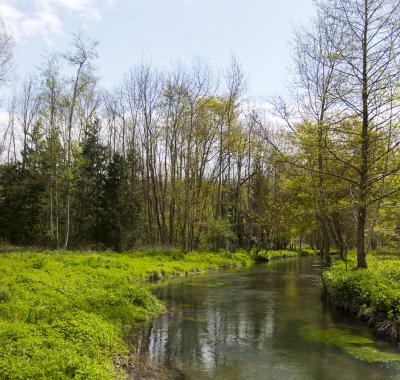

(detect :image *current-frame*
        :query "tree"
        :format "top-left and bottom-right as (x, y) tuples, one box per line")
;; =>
(62, 34), (98, 249)
(74, 120), (107, 246)
(0, 121), (47, 245)
(290, 12), (343, 265)
(0, 21), (13, 88)
(318, 0), (400, 268)
(100, 152), (141, 252)
(39, 55), (64, 247)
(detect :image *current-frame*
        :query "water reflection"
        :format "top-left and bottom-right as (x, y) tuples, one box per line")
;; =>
(136, 258), (400, 379)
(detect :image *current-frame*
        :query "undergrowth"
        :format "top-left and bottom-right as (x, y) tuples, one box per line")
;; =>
(323, 251), (400, 341)
(256, 248), (319, 261)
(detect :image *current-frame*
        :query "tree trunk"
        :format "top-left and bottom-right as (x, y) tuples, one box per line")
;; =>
(357, 4), (369, 269)
(356, 204), (368, 268)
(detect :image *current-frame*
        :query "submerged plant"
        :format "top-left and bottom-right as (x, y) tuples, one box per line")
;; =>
(344, 346), (400, 363)
(300, 325), (400, 363)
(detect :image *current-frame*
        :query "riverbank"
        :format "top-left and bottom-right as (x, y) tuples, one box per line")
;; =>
(0, 249), (252, 379)
(256, 248), (319, 262)
(323, 251), (400, 344)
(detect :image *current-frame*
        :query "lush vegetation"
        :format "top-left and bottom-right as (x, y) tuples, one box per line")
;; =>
(0, 0), (399, 271)
(255, 248), (319, 261)
(0, 0), (400, 376)
(323, 251), (400, 341)
(0, 250), (252, 379)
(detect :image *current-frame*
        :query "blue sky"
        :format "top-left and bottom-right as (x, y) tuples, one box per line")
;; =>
(1, 0), (315, 97)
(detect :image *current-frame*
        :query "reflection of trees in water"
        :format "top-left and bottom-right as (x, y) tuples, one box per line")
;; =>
(136, 259), (397, 379)
(137, 265), (296, 375)
(137, 259), (319, 375)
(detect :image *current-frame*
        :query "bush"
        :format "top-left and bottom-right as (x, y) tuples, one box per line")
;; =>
(202, 218), (236, 251)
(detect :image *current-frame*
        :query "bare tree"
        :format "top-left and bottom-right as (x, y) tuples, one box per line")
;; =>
(0, 21), (13, 87)
(18, 76), (39, 168)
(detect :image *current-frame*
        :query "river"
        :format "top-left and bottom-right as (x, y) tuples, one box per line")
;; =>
(135, 257), (400, 379)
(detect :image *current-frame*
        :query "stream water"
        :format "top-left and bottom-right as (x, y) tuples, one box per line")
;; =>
(136, 257), (400, 379)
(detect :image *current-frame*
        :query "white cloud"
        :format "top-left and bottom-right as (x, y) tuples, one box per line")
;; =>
(0, 0), (105, 42)
(20, 11), (63, 38)
(37, 0), (101, 20)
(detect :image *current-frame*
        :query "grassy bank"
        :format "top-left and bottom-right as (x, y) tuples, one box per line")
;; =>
(256, 248), (319, 262)
(0, 249), (252, 379)
(323, 252), (400, 342)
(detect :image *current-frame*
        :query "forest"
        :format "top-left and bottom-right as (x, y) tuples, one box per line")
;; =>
(2, 0), (400, 269)
(1, 0), (400, 378)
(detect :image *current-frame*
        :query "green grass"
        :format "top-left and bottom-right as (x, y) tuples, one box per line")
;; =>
(256, 248), (319, 261)
(0, 249), (252, 379)
(323, 252), (400, 340)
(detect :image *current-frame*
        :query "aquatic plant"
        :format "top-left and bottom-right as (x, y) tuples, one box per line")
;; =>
(300, 325), (400, 363)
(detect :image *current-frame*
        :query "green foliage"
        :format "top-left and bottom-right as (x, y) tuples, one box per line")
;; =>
(255, 249), (319, 261)
(0, 162), (47, 245)
(257, 249), (299, 261)
(32, 255), (46, 269)
(202, 218), (236, 251)
(324, 255), (400, 322)
(0, 249), (250, 378)
(99, 151), (142, 252)
(0, 286), (11, 304)
(73, 122), (108, 247)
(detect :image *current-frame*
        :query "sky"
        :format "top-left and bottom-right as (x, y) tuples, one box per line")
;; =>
(0, 0), (316, 98)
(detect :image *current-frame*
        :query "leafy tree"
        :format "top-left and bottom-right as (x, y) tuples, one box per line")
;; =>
(73, 120), (108, 246)
(99, 151), (142, 251)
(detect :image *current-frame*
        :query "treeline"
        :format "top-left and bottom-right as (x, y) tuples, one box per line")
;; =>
(0, 36), (299, 252)
(1, 0), (400, 268)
